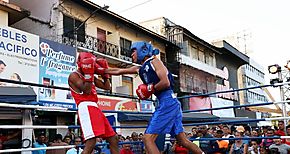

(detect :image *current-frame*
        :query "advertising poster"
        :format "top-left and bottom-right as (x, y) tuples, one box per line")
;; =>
(140, 100), (154, 112)
(189, 96), (212, 114)
(0, 25), (39, 90)
(38, 38), (76, 108)
(210, 97), (235, 117)
(98, 96), (139, 111)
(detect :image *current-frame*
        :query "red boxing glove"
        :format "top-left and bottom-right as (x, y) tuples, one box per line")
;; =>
(94, 63), (106, 76)
(80, 58), (95, 82)
(95, 58), (110, 79)
(136, 84), (155, 100)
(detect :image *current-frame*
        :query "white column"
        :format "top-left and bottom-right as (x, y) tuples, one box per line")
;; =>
(22, 109), (33, 154)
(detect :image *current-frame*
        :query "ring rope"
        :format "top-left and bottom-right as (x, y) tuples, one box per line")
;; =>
(183, 101), (290, 113)
(177, 82), (290, 99)
(1, 136), (290, 153)
(0, 145), (75, 153)
(0, 100), (287, 115)
(1, 117), (290, 129)
(0, 78), (154, 101)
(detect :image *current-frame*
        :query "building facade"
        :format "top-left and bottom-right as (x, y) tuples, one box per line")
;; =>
(9, 0), (180, 137)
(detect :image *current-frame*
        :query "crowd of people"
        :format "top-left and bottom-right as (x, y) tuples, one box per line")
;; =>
(25, 120), (290, 154)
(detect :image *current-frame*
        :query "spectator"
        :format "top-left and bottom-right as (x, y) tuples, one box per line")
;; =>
(222, 125), (234, 143)
(66, 137), (83, 154)
(251, 130), (261, 144)
(260, 128), (275, 153)
(65, 129), (75, 142)
(215, 130), (229, 154)
(131, 132), (143, 154)
(229, 131), (248, 154)
(285, 125), (290, 145)
(95, 138), (103, 154)
(191, 132), (203, 148)
(186, 132), (193, 139)
(64, 136), (72, 145)
(118, 134), (125, 149)
(172, 140), (189, 154)
(120, 139), (134, 154)
(0, 129), (21, 149)
(236, 126), (249, 145)
(0, 139), (3, 150)
(269, 136), (290, 153)
(248, 140), (260, 154)
(138, 133), (143, 141)
(32, 133), (47, 154)
(191, 127), (198, 138)
(198, 125), (219, 153)
(275, 121), (286, 140)
(164, 137), (175, 154)
(46, 134), (68, 154)
(261, 126), (270, 137)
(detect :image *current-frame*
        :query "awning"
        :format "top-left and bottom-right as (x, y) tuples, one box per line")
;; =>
(117, 112), (219, 122)
(0, 87), (36, 104)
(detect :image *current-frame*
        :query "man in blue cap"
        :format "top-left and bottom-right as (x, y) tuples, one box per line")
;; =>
(105, 41), (203, 154)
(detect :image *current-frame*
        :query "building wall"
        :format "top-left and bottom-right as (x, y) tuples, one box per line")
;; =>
(238, 58), (267, 104)
(139, 17), (166, 37)
(11, 0), (167, 97)
(215, 55), (241, 103)
(179, 65), (216, 94)
(10, 0), (58, 22)
(0, 9), (8, 25)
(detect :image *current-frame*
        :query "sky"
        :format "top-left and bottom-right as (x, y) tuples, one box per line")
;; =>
(92, 0), (290, 101)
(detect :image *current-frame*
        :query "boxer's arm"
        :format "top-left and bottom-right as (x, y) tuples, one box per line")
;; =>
(94, 76), (111, 90)
(151, 58), (170, 91)
(68, 72), (92, 94)
(105, 66), (139, 75)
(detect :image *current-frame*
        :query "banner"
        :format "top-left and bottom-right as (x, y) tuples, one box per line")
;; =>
(38, 38), (76, 104)
(0, 25), (39, 88)
(98, 96), (139, 111)
(140, 100), (154, 112)
(210, 97), (235, 117)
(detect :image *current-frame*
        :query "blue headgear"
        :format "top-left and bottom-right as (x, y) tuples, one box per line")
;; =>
(130, 41), (160, 64)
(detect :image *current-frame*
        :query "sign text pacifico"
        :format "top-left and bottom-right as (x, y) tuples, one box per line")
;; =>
(0, 27), (37, 57)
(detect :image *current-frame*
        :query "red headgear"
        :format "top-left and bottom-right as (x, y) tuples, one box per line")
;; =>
(77, 52), (96, 68)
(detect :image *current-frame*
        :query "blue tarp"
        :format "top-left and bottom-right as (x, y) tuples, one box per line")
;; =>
(0, 87), (36, 104)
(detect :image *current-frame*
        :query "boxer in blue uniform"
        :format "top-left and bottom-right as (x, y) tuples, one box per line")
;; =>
(105, 41), (203, 154)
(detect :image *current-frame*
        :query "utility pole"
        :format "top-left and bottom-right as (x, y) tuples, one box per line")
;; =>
(278, 71), (287, 132)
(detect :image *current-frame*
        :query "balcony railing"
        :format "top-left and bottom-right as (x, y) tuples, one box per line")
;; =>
(120, 47), (132, 62)
(61, 35), (131, 62)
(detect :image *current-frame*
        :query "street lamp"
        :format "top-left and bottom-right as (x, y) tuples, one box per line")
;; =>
(268, 64), (281, 74)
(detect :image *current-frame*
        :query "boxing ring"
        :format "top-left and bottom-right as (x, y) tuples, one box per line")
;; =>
(0, 78), (289, 153)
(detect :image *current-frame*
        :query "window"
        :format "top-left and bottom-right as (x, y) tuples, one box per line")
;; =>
(198, 49), (205, 63)
(190, 45), (198, 59)
(63, 15), (85, 42)
(205, 52), (214, 66)
(122, 76), (133, 96)
(160, 52), (166, 63)
(120, 37), (132, 57)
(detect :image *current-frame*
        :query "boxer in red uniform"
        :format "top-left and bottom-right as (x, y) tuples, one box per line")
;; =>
(68, 51), (119, 154)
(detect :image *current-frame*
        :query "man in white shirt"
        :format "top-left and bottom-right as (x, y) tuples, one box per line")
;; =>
(222, 125), (234, 143)
(66, 137), (83, 154)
